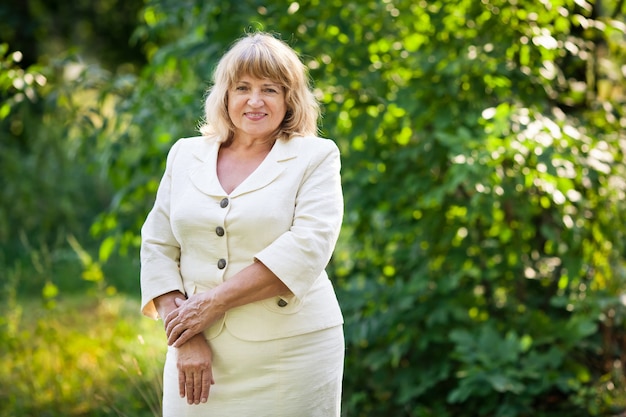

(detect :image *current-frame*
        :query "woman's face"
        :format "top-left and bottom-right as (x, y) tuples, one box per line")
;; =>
(227, 75), (287, 142)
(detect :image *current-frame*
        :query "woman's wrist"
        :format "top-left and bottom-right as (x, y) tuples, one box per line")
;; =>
(154, 291), (186, 320)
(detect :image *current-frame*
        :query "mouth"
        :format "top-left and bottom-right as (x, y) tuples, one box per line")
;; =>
(245, 112), (267, 120)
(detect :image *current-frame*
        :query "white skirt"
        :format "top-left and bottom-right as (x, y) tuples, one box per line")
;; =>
(162, 325), (344, 417)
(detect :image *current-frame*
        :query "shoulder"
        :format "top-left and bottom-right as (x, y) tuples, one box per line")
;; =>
(283, 135), (340, 157)
(287, 135), (338, 149)
(276, 136), (341, 175)
(165, 135), (217, 162)
(171, 135), (218, 153)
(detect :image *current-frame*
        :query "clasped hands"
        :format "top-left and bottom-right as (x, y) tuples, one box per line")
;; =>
(164, 291), (225, 405)
(164, 291), (225, 347)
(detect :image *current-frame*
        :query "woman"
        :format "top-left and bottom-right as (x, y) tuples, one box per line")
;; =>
(140, 32), (344, 417)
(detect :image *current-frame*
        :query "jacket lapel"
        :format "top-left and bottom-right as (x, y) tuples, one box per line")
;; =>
(230, 138), (296, 197)
(189, 140), (225, 197)
(189, 137), (298, 198)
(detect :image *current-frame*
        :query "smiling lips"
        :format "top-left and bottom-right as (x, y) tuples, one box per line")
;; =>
(245, 112), (267, 120)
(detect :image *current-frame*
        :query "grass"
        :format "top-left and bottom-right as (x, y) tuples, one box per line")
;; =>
(0, 293), (166, 417)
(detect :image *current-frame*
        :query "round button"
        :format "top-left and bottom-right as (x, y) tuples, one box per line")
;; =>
(215, 226), (225, 236)
(217, 259), (227, 269)
(220, 198), (229, 208)
(277, 299), (288, 307)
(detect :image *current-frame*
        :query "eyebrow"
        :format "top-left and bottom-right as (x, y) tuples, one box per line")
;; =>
(235, 80), (281, 88)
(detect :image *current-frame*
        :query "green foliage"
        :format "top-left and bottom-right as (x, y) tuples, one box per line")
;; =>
(0, 43), (112, 260)
(0, 290), (164, 416)
(257, 0), (625, 415)
(311, 1), (626, 416)
(0, 0), (147, 290)
(0, 0), (145, 69)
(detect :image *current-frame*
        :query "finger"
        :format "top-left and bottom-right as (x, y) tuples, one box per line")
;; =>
(164, 308), (178, 328)
(163, 310), (178, 332)
(172, 328), (192, 348)
(166, 323), (179, 345)
(168, 327), (183, 347)
(178, 370), (186, 398)
(186, 372), (194, 404)
(194, 372), (203, 404)
(174, 297), (186, 307)
(201, 370), (212, 403)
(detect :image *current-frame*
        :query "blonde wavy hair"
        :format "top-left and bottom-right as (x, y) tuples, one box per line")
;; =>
(199, 32), (320, 142)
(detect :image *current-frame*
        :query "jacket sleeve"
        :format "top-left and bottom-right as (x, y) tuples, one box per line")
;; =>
(140, 140), (186, 318)
(254, 139), (344, 300)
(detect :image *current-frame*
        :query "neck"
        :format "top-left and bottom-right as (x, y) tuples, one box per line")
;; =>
(228, 135), (276, 152)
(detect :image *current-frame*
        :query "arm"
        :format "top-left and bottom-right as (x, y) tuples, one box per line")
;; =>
(156, 292), (215, 404)
(164, 260), (290, 347)
(254, 139), (343, 299)
(154, 291), (186, 319)
(140, 140), (186, 318)
(143, 142), (214, 404)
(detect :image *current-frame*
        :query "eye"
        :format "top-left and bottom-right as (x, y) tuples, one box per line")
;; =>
(235, 85), (249, 91)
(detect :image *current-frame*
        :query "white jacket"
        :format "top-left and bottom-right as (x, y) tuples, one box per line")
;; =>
(140, 135), (344, 341)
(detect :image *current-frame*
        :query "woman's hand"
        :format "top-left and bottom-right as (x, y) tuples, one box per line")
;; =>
(176, 333), (215, 404)
(165, 293), (225, 347)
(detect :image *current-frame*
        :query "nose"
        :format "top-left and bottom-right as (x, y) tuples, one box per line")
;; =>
(247, 92), (263, 107)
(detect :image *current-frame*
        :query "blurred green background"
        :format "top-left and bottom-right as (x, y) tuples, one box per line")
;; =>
(1, 0), (626, 416)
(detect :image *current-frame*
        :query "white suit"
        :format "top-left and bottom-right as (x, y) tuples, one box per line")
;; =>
(140, 135), (345, 417)
(140, 135), (344, 338)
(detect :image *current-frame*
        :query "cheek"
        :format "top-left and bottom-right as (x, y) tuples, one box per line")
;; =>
(227, 98), (242, 120)
(275, 102), (288, 119)
(226, 96), (236, 112)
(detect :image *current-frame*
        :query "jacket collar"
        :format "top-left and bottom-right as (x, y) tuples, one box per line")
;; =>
(189, 137), (298, 198)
